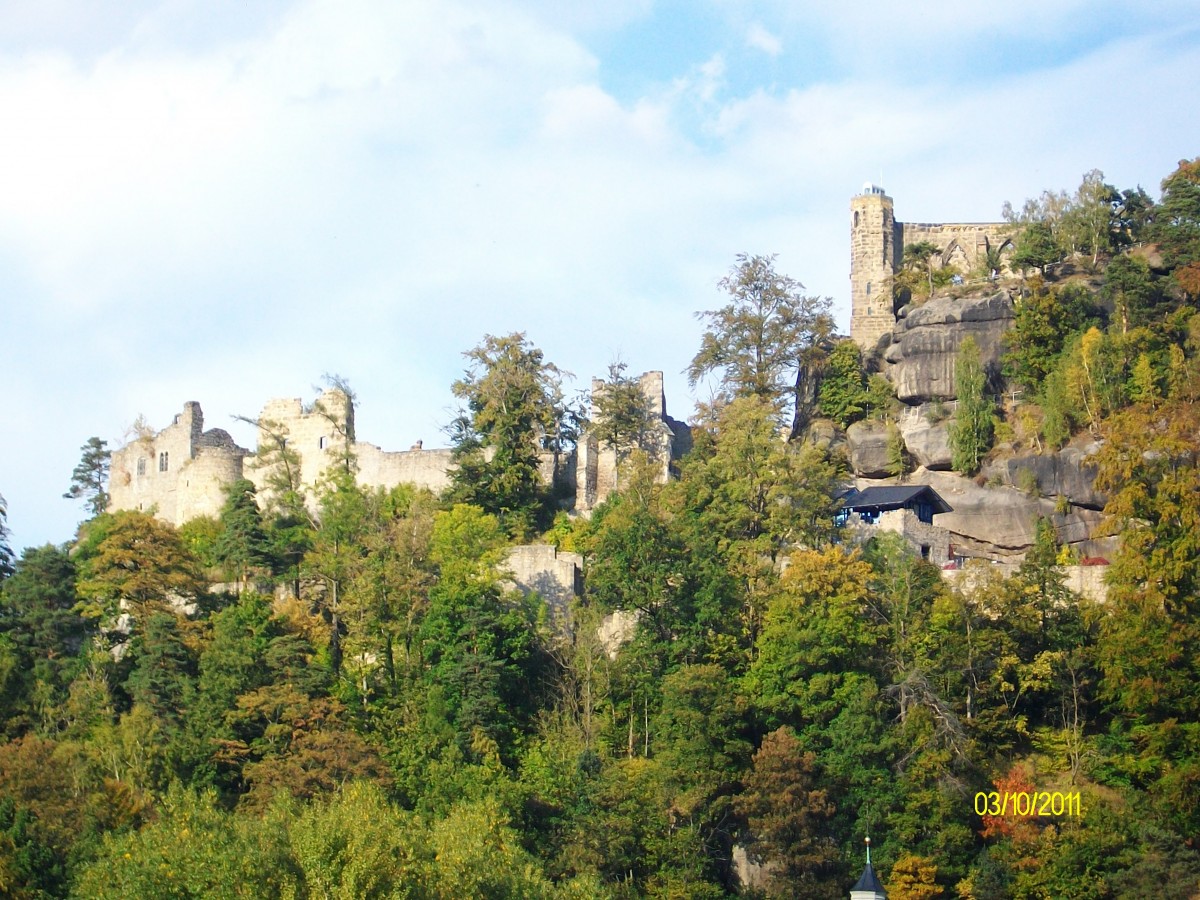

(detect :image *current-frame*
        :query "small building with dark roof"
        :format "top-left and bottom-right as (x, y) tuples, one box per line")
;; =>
(837, 485), (953, 565)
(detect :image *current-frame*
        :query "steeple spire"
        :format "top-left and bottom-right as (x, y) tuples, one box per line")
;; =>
(850, 835), (887, 900)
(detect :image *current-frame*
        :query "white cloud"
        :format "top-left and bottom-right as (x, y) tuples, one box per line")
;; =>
(1, 0), (1198, 548)
(745, 22), (782, 57)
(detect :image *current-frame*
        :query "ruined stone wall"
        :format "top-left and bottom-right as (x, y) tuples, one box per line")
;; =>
(109, 370), (691, 528)
(355, 443), (455, 495)
(503, 544), (583, 625)
(574, 371), (685, 514)
(900, 221), (1014, 276)
(250, 391), (354, 505)
(108, 402), (248, 526)
(942, 562), (1109, 603)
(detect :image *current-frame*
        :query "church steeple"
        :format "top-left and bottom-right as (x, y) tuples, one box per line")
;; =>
(850, 836), (887, 900)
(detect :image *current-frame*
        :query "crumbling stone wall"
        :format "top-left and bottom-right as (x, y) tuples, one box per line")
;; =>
(574, 371), (690, 514)
(108, 402), (249, 526)
(109, 369), (692, 528)
(249, 389), (456, 509)
(503, 544), (583, 625)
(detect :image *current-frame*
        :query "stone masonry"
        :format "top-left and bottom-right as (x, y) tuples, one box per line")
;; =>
(108, 402), (249, 525)
(109, 372), (690, 527)
(574, 371), (692, 515)
(850, 184), (1014, 351)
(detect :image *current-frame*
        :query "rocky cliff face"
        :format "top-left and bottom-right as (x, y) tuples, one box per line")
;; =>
(882, 291), (1014, 401)
(840, 289), (1113, 561)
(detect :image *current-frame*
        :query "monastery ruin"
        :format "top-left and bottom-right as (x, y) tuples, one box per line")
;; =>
(850, 183), (1014, 349)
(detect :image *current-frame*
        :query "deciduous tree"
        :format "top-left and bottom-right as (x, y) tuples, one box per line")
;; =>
(949, 337), (994, 475)
(688, 254), (834, 438)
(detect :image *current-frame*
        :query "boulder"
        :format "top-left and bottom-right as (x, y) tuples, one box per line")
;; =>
(886, 292), (1015, 403)
(806, 418), (839, 451)
(846, 420), (893, 477)
(897, 404), (953, 470)
(1000, 442), (1106, 510)
(907, 468), (1106, 559)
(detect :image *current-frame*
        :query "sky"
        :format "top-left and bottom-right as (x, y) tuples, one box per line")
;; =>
(3, 0), (1199, 550)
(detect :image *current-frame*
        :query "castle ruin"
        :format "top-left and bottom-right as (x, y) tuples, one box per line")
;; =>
(108, 403), (249, 525)
(850, 184), (1014, 350)
(107, 372), (689, 527)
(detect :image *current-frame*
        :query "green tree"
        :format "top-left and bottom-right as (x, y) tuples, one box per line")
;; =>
(0, 545), (85, 731)
(1010, 221), (1061, 275)
(304, 470), (370, 676)
(1092, 399), (1200, 726)
(72, 784), (294, 898)
(1003, 279), (1103, 389)
(1060, 169), (1120, 269)
(816, 340), (868, 426)
(949, 337), (994, 475)
(1152, 157), (1200, 295)
(590, 361), (657, 465)
(214, 479), (269, 592)
(900, 241), (941, 298)
(1103, 253), (1165, 334)
(63, 437), (111, 518)
(448, 333), (573, 538)
(687, 253), (834, 438)
(344, 485), (436, 696)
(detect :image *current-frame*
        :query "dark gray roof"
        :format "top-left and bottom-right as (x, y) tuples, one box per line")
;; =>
(852, 861), (886, 895)
(839, 485), (952, 515)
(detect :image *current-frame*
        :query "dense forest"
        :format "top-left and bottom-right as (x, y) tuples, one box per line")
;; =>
(1, 157), (1199, 898)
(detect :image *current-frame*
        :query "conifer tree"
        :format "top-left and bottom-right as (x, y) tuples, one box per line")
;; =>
(63, 437), (110, 518)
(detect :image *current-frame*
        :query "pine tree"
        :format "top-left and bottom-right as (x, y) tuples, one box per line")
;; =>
(63, 437), (111, 518)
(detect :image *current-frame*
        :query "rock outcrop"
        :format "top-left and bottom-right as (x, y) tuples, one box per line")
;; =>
(992, 442), (1107, 510)
(896, 404), (953, 470)
(903, 468), (1115, 561)
(884, 291), (1015, 403)
(846, 421), (892, 477)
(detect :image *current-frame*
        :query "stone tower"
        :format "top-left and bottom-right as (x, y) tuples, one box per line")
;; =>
(850, 184), (899, 351)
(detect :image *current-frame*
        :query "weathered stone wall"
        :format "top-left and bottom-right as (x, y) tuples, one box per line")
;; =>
(849, 186), (899, 350)
(942, 562), (1109, 604)
(109, 371), (691, 528)
(574, 371), (688, 515)
(900, 221), (1014, 276)
(250, 391), (354, 505)
(849, 186), (1013, 352)
(249, 390), (457, 507)
(846, 508), (951, 565)
(356, 443), (455, 495)
(503, 544), (583, 625)
(108, 402), (249, 526)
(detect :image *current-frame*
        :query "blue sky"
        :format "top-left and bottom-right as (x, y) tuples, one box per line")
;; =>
(3, 0), (1199, 550)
